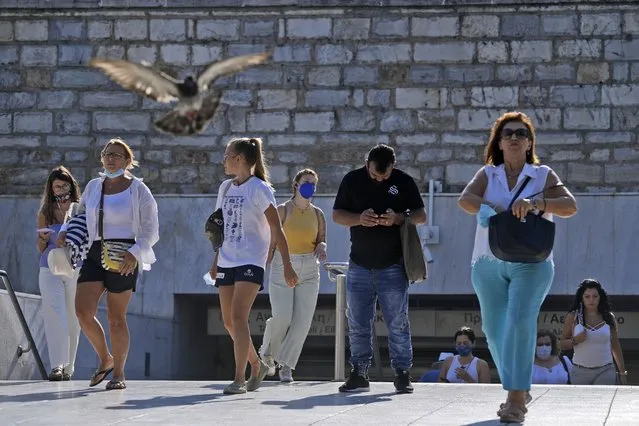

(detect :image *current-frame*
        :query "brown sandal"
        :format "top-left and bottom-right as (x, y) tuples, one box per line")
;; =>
(499, 403), (527, 423)
(48, 367), (64, 381)
(497, 391), (532, 416)
(106, 378), (126, 390)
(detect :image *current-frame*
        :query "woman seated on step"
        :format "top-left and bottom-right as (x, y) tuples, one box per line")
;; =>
(438, 326), (491, 383)
(532, 329), (572, 384)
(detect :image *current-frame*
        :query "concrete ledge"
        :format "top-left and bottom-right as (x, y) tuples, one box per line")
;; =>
(1, 0), (635, 9)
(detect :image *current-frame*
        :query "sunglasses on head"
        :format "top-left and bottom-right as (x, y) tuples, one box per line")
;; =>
(501, 128), (530, 139)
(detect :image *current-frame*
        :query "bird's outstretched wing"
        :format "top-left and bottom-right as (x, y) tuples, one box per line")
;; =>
(89, 58), (181, 103)
(196, 51), (272, 91)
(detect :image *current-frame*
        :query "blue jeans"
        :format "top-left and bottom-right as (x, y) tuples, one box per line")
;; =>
(346, 261), (412, 372)
(471, 257), (554, 391)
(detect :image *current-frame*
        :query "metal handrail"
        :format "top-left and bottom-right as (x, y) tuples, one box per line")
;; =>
(0, 270), (47, 380)
(323, 262), (383, 381)
(324, 262), (348, 381)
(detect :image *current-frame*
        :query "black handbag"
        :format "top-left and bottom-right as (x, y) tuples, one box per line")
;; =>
(205, 180), (233, 250)
(488, 177), (563, 263)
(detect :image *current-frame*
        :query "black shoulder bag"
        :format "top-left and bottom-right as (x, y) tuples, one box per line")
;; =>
(488, 177), (563, 263)
(205, 180), (233, 250)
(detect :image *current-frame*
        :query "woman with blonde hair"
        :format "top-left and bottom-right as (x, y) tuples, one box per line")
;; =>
(36, 166), (82, 381)
(209, 137), (298, 394)
(58, 138), (159, 390)
(260, 168), (327, 383)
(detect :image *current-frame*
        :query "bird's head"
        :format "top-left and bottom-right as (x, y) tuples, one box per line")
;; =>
(179, 76), (199, 97)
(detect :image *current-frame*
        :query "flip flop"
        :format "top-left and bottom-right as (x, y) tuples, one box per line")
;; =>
(89, 367), (114, 387)
(105, 379), (127, 390)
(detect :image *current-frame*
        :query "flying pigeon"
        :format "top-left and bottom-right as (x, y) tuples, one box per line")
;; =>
(88, 52), (271, 136)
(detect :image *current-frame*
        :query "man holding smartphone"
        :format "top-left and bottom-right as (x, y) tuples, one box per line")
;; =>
(332, 144), (427, 393)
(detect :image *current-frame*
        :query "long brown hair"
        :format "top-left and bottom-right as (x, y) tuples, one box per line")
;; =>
(484, 111), (539, 166)
(39, 166), (81, 226)
(229, 137), (270, 185)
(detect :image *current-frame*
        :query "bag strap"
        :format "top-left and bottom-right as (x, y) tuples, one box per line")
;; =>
(313, 205), (322, 244)
(559, 355), (571, 384)
(98, 180), (106, 239)
(507, 176), (532, 210)
(282, 200), (293, 225)
(221, 179), (233, 199)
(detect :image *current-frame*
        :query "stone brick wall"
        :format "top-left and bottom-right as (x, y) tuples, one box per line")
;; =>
(1, 1), (638, 194)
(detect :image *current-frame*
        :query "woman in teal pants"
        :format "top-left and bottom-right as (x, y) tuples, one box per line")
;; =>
(458, 112), (577, 423)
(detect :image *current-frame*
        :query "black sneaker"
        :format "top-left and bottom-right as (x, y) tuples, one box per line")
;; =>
(338, 368), (370, 392)
(394, 369), (413, 394)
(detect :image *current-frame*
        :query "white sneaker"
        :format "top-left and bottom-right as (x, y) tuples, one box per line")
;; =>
(263, 355), (276, 376)
(279, 365), (294, 383)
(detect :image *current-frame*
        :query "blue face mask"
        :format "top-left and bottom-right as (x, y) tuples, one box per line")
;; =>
(298, 182), (316, 199)
(103, 168), (125, 179)
(456, 344), (472, 356)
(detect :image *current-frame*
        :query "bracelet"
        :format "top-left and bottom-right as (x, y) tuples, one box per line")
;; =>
(618, 371), (628, 376)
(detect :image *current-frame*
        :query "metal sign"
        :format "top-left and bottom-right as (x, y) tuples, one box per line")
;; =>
(207, 308), (639, 338)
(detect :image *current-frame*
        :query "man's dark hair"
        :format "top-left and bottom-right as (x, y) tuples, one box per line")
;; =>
(366, 144), (395, 173)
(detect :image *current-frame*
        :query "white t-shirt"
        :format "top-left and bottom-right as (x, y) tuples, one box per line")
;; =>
(216, 177), (276, 269)
(102, 189), (135, 240)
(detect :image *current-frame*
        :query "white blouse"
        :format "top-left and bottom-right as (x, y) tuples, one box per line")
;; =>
(62, 175), (159, 271)
(471, 163), (554, 264)
(572, 323), (613, 368)
(532, 356), (572, 384)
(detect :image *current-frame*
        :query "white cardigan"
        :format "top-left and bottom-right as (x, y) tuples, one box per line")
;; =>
(62, 174), (159, 271)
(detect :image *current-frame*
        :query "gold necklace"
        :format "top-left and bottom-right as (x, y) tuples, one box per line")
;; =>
(293, 200), (311, 213)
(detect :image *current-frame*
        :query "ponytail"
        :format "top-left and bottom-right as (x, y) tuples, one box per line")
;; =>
(228, 137), (271, 186)
(252, 138), (270, 184)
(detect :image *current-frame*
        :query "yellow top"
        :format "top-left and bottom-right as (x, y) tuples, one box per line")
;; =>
(283, 204), (318, 254)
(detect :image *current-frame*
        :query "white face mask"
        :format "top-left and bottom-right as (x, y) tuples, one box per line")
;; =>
(102, 168), (125, 179)
(536, 345), (552, 360)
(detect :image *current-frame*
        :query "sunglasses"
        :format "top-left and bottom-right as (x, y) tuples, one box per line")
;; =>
(501, 128), (530, 139)
(101, 151), (127, 160)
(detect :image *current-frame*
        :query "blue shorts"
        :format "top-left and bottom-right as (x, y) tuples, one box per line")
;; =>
(215, 264), (264, 291)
